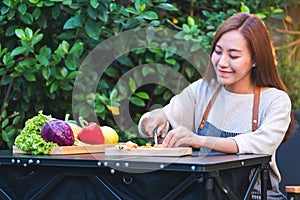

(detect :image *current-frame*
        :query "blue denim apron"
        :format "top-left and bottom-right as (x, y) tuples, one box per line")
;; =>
(196, 86), (286, 200)
(196, 122), (253, 199)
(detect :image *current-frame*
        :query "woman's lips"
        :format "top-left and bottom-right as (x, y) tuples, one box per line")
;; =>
(218, 69), (233, 77)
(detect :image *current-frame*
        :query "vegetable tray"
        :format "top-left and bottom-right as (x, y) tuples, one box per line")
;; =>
(105, 147), (193, 157)
(13, 144), (114, 155)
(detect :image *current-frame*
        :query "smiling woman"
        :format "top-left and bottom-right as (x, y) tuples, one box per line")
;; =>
(211, 30), (254, 93)
(138, 12), (297, 199)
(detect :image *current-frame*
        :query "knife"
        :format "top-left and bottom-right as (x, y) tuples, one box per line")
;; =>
(153, 127), (158, 146)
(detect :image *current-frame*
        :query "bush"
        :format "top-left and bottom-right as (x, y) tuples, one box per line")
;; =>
(0, 0), (296, 149)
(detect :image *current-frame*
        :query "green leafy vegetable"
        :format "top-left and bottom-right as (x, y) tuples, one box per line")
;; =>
(14, 111), (58, 155)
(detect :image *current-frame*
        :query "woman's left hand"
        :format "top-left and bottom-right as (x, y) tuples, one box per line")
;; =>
(162, 126), (201, 148)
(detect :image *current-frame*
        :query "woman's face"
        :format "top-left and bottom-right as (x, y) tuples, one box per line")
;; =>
(211, 30), (254, 93)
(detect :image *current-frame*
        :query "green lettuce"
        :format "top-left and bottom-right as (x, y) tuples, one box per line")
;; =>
(14, 111), (58, 155)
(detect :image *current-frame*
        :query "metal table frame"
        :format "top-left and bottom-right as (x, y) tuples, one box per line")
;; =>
(0, 150), (271, 200)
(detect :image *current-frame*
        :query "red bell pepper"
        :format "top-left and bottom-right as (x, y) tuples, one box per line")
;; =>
(78, 118), (104, 144)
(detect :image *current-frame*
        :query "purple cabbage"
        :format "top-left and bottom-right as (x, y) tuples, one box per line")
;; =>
(41, 119), (75, 146)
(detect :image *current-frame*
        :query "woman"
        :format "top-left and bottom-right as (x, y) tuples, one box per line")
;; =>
(138, 12), (296, 199)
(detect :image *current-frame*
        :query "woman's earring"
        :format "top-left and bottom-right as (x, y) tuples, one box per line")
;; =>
(252, 63), (257, 68)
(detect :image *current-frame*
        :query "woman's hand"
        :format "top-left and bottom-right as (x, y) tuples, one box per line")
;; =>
(162, 126), (201, 148)
(162, 125), (239, 153)
(139, 109), (169, 137)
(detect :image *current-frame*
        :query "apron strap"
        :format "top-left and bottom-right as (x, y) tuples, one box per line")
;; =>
(252, 87), (260, 131)
(199, 85), (222, 129)
(198, 85), (261, 132)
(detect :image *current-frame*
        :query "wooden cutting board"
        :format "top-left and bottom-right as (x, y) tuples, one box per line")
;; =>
(13, 144), (114, 155)
(105, 146), (193, 157)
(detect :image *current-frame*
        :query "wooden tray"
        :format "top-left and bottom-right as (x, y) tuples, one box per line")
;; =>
(105, 147), (192, 157)
(13, 144), (114, 155)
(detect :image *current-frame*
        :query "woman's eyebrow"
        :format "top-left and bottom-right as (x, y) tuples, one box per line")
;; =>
(229, 48), (242, 53)
(215, 44), (242, 53)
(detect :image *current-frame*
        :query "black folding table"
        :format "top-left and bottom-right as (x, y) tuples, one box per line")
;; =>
(0, 150), (270, 200)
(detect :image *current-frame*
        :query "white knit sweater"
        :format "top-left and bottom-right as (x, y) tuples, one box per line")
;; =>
(161, 79), (291, 183)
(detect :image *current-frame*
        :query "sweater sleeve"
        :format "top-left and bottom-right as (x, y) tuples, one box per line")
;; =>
(162, 80), (200, 131)
(232, 91), (292, 155)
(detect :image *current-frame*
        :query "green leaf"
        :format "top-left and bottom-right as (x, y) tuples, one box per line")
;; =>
(42, 67), (51, 80)
(87, 5), (97, 20)
(29, 0), (39, 4)
(69, 41), (83, 54)
(51, 4), (60, 19)
(18, 4), (27, 15)
(36, 54), (48, 66)
(117, 56), (134, 67)
(84, 19), (101, 40)
(90, 0), (99, 8)
(1, 6), (10, 15)
(1, 119), (9, 128)
(98, 10), (108, 22)
(61, 41), (70, 53)
(63, 15), (82, 29)
(105, 67), (119, 78)
(109, 2), (117, 12)
(240, 3), (250, 14)
(187, 16), (195, 27)
(12, 116), (21, 125)
(3, 0), (11, 7)
(185, 66), (195, 79)
(19, 58), (36, 67)
(130, 96), (145, 107)
(157, 3), (178, 11)
(59, 82), (73, 91)
(60, 67), (68, 77)
(32, 8), (41, 20)
(24, 27), (33, 39)
(95, 104), (105, 113)
(57, 32), (76, 40)
(15, 29), (26, 40)
(135, 92), (149, 99)
(20, 13), (34, 25)
(24, 73), (36, 82)
(150, 20), (160, 26)
(110, 88), (118, 100)
(272, 8), (284, 14)
(165, 58), (177, 66)
(255, 13), (266, 19)
(0, 47), (7, 58)
(39, 46), (51, 57)
(129, 77), (136, 93)
(125, 7), (139, 15)
(65, 59), (76, 70)
(66, 71), (79, 79)
(32, 33), (43, 46)
(140, 3), (146, 12)
(11, 47), (27, 57)
(140, 11), (158, 20)
(7, 10), (16, 20)
(50, 81), (58, 93)
(134, 0), (141, 12)
(1, 110), (7, 119)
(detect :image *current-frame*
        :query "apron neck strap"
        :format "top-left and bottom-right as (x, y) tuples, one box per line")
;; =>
(198, 85), (261, 132)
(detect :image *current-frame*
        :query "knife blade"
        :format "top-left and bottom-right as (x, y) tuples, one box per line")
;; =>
(153, 127), (158, 146)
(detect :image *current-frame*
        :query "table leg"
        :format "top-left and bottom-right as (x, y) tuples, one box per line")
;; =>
(30, 174), (65, 200)
(0, 188), (12, 200)
(261, 163), (269, 200)
(161, 173), (198, 200)
(90, 176), (122, 200)
(205, 177), (214, 200)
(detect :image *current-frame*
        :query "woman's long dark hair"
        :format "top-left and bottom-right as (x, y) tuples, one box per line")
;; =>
(204, 12), (296, 143)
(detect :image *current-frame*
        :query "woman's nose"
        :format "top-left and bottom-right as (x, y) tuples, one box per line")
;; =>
(218, 55), (229, 67)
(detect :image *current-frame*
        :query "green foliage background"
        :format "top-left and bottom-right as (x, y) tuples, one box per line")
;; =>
(0, 0), (299, 149)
